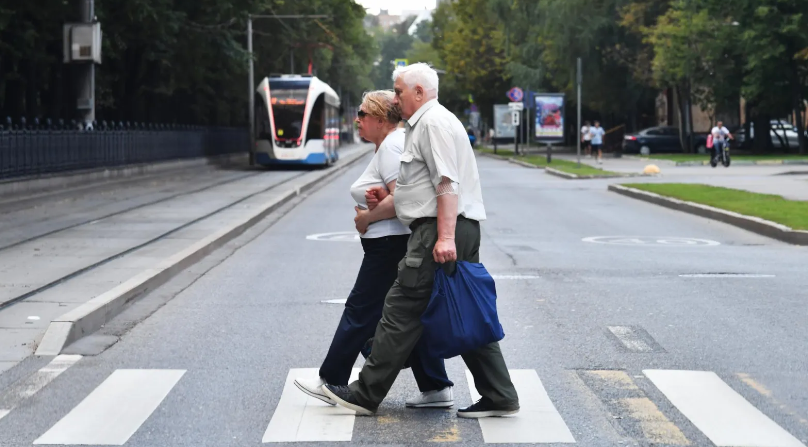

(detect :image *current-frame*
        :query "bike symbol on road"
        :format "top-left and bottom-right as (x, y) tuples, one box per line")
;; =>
(306, 232), (361, 242)
(582, 236), (720, 246)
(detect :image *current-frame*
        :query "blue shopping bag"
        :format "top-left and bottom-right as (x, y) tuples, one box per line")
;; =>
(420, 261), (505, 359)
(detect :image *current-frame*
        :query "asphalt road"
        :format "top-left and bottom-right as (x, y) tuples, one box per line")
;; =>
(1, 154), (806, 447)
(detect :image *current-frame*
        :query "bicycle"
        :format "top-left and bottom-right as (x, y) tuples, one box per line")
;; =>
(710, 138), (732, 168)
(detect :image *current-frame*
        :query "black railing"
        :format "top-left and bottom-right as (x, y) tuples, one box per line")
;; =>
(0, 118), (248, 180)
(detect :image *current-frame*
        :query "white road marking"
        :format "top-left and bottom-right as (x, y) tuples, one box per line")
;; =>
(33, 369), (185, 445)
(305, 232), (360, 242)
(263, 368), (360, 443)
(491, 275), (541, 280)
(583, 236), (720, 246)
(679, 273), (775, 278)
(607, 326), (653, 352)
(0, 355), (82, 421)
(321, 299), (348, 304)
(465, 369), (575, 444)
(644, 370), (806, 447)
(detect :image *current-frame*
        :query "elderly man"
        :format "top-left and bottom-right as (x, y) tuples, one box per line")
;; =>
(323, 63), (520, 418)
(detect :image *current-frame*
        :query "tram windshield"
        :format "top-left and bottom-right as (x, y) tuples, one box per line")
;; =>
(269, 80), (309, 140)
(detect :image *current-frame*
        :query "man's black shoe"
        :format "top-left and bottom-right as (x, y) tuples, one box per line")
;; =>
(457, 397), (519, 418)
(322, 384), (375, 416)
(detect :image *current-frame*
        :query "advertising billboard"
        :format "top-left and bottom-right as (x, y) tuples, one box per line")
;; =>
(534, 93), (565, 142)
(493, 104), (516, 139)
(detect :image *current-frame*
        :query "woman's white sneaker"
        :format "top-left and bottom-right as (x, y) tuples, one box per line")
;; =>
(406, 386), (454, 408)
(294, 377), (336, 405)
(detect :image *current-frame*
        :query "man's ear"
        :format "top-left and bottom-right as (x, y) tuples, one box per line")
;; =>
(415, 85), (424, 100)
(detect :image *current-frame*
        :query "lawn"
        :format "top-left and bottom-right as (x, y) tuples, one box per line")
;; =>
(477, 147), (621, 177)
(644, 154), (808, 163)
(622, 183), (808, 230)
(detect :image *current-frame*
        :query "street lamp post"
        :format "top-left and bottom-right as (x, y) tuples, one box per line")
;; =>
(246, 14), (329, 166)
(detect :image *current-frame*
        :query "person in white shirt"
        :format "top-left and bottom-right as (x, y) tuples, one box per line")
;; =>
(710, 121), (733, 160)
(581, 120), (592, 157)
(590, 120), (606, 164)
(294, 90), (453, 406)
(323, 63), (519, 419)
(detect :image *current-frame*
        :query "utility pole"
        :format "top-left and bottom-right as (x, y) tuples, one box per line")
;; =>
(77, 0), (95, 127)
(246, 14), (329, 166)
(577, 57), (582, 167)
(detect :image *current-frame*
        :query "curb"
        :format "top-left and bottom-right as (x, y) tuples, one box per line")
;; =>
(545, 167), (651, 180)
(35, 147), (372, 356)
(508, 158), (541, 169)
(608, 184), (808, 245)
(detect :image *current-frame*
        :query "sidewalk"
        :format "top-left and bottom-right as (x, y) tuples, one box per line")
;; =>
(553, 154), (808, 201)
(0, 145), (371, 373)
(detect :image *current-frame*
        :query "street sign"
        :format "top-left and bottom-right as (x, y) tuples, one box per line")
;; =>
(507, 87), (524, 103)
(508, 102), (524, 112)
(394, 59), (408, 68)
(512, 111), (521, 126)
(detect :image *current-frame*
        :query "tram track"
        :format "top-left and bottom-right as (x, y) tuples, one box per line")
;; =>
(0, 170), (308, 311)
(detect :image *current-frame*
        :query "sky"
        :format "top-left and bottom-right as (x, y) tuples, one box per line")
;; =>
(355, 0), (436, 15)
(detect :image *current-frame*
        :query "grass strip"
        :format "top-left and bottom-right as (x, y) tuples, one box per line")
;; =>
(477, 147), (620, 176)
(623, 183), (808, 230)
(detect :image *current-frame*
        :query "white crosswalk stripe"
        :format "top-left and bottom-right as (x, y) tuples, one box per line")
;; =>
(466, 369), (576, 444)
(9, 367), (806, 445)
(0, 355), (82, 423)
(33, 369), (185, 446)
(263, 368), (360, 443)
(645, 370), (806, 447)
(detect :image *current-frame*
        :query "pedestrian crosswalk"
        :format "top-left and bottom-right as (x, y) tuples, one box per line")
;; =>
(1, 365), (805, 446)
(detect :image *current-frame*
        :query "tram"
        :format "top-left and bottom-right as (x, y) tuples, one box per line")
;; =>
(254, 74), (341, 167)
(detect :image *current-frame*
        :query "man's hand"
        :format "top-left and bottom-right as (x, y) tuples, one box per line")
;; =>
(354, 206), (370, 234)
(433, 237), (457, 263)
(365, 186), (389, 211)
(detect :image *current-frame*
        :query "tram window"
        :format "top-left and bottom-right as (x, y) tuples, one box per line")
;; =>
(307, 94), (325, 140)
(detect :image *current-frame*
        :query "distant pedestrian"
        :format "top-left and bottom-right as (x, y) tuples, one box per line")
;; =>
(590, 120), (605, 164)
(322, 63), (520, 419)
(581, 120), (592, 157)
(294, 90), (454, 408)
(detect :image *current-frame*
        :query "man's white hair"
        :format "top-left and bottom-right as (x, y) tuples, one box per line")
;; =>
(392, 63), (439, 97)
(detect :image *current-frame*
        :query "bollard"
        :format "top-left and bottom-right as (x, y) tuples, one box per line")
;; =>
(546, 143), (552, 164)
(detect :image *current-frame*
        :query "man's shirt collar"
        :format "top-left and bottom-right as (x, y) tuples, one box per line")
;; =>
(406, 99), (439, 127)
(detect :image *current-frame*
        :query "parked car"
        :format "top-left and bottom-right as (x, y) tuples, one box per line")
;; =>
(734, 120), (805, 149)
(623, 126), (709, 155)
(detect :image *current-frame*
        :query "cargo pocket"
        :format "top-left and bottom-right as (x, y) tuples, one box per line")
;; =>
(399, 256), (423, 289)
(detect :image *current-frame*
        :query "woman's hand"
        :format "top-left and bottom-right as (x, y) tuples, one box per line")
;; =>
(365, 186), (389, 211)
(354, 206), (371, 234)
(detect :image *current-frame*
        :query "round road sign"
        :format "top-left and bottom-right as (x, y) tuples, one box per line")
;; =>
(582, 236), (720, 246)
(507, 87), (524, 102)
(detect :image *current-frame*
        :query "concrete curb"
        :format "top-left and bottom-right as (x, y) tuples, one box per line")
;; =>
(475, 150), (513, 162)
(545, 167), (651, 180)
(508, 158), (541, 169)
(35, 147), (372, 356)
(608, 184), (808, 245)
(1, 153), (249, 197)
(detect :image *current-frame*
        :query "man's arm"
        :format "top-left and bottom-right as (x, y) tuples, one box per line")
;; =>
(433, 177), (458, 263)
(366, 181), (397, 223)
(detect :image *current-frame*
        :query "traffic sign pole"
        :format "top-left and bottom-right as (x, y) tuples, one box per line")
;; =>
(577, 58), (582, 168)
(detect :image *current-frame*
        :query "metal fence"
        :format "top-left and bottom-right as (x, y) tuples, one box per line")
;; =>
(0, 118), (248, 180)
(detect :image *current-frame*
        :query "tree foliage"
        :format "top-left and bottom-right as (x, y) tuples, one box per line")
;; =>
(0, 0), (375, 126)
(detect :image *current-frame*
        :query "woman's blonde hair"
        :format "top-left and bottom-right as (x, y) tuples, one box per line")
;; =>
(360, 90), (401, 124)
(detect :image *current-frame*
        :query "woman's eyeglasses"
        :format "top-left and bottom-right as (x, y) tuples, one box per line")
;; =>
(357, 110), (368, 118)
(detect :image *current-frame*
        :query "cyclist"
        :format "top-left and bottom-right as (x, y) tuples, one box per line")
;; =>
(710, 121), (733, 162)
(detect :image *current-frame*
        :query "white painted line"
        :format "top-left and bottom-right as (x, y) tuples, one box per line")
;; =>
(607, 326), (653, 352)
(263, 368), (360, 442)
(34, 369), (185, 445)
(491, 275), (541, 280)
(644, 370), (805, 447)
(0, 355), (82, 420)
(465, 369), (575, 444)
(679, 274), (775, 278)
(321, 299), (348, 304)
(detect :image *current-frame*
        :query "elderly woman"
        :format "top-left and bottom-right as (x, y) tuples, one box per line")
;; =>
(294, 91), (454, 409)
